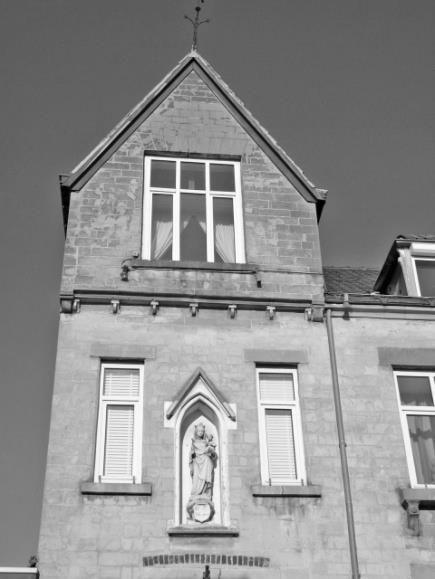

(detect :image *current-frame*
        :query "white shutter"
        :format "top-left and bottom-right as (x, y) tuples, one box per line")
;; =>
(259, 372), (294, 402)
(103, 405), (135, 479)
(103, 368), (140, 398)
(265, 408), (297, 483)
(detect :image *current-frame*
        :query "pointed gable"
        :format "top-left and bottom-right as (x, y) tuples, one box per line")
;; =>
(61, 51), (326, 226)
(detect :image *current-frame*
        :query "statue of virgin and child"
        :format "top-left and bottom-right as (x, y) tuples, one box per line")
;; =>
(186, 422), (217, 522)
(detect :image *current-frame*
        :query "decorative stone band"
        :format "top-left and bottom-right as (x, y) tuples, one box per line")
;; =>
(143, 554), (270, 568)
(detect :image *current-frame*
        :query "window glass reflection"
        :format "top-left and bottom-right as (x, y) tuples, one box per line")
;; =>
(210, 164), (235, 191)
(180, 193), (207, 261)
(150, 160), (176, 189)
(151, 194), (173, 260)
(213, 197), (235, 263)
(181, 162), (205, 190)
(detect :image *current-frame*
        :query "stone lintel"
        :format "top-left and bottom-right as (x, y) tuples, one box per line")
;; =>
(378, 348), (435, 368)
(80, 481), (152, 496)
(244, 349), (308, 364)
(251, 484), (322, 498)
(167, 525), (239, 537)
(90, 343), (156, 360)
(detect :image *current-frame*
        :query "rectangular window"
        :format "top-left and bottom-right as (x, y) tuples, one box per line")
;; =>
(413, 258), (435, 296)
(395, 371), (435, 487)
(143, 156), (245, 263)
(256, 368), (306, 485)
(94, 363), (143, 484)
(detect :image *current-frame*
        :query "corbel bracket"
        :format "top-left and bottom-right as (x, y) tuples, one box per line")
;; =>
(150, 300), (159, 316)
(228, 305), (237, 319)
(399, 488), (435, 536)
(111, 299), (120, 314)
(189, 303), (199, 317)
(266, 306), (276, 320)
(305, 303), (324, 323)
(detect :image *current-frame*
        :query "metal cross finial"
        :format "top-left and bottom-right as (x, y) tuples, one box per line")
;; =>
(185, 0), (210, 51)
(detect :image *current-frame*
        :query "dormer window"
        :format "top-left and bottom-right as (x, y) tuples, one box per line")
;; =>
(142, 155), (245, 263)
(413, 258), (435, 297)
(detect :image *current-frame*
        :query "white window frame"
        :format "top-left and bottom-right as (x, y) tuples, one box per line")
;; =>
(411, 257), (435, 296)
(255, 367), (306, 486)
(142, 155), (245, 263)
(94, 363), (144, 484)
(394, 370), (435, 488)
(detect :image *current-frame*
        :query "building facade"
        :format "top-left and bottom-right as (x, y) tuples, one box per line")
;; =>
(38, 52), (435, 578)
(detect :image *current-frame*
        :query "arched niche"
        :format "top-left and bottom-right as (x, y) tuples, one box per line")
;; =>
(164, 368), (237, 528)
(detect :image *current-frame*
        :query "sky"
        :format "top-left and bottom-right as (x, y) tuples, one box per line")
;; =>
(0, 0), (434, 566)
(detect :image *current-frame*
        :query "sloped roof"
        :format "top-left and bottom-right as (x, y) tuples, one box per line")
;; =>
(61, 51), (326, 214)
(323, 266), (380, 294)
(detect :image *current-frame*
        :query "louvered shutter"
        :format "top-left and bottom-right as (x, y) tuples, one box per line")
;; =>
(103, 405), (135, 479)
(259, 372), (294, 402)
(103, 367), (140, 397)
(265, 409), (297, 483)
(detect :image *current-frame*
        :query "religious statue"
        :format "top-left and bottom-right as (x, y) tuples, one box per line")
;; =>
(186, 422), (217, 523)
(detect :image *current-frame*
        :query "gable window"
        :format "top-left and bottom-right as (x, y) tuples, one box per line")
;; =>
(413, 259), (435, 296)
(256, 367), (306, 485)
(142, 156), (245, 263)
(94, 363), (144, 484)
(395, 371), (435, 486)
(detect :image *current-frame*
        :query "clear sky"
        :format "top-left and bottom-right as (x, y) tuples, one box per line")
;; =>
(0, 0), (433, 565)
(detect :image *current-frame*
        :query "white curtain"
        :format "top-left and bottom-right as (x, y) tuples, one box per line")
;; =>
(215, 224), (235, 262)
(152, 221), (172, 259)
(408, 415), (435, 484)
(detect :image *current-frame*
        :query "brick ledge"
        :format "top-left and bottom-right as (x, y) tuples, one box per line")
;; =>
(80, 481), (152, 496)
(167, 525), (239, 537)
(251, 484), (322, 497)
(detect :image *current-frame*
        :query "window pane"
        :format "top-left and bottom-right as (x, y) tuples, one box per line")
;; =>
(407, 415), (435, 484)
(150, 160), (176, 188)
(398, 375), (433, 406)
(259, 373), (295, 402)
(210, 163), (235, 191)
(181, 162), (205, 190)
(180, 193), (207, 261)
(265, 409), (297, 482)
(151, 194), (173, 260)
(103, 368), (140, 398)
(104, 405), (134, 479)
(213, 197), (235, 263)
(416, 260), (435, 296)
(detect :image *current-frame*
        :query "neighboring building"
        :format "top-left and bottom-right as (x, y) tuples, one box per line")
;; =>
(38, 51), (435, 578)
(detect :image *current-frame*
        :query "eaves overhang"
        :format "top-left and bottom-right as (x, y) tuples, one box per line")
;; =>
(59, 51), (327, 233)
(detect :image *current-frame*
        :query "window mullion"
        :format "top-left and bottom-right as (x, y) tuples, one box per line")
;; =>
(205, 162), (214, 262)
(233, 162), (245, 263)
(173, 161), (180, 260)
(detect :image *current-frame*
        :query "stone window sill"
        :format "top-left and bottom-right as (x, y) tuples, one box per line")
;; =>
(80, 481), (152, 496)
(167, 525), (239, 537)
(129, 259), (257, 274)
(399, 487), (435, 535)
(251, 484), (322, 498)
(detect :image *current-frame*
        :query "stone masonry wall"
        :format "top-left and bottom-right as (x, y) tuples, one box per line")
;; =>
(61, 71), (323, 301)
(331, 314), (435, 579)
(38, 307), (347, 579)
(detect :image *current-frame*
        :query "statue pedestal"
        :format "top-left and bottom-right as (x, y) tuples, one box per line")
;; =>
(187, 496), (215, 523)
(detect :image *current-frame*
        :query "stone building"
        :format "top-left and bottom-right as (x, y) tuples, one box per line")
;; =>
(38, 51), (435, 578)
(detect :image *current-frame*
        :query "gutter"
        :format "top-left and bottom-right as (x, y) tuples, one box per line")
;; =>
(325, 309), (360, 579)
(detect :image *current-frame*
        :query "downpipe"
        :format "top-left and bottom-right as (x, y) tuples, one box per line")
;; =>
(325, 308), (361, 579)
